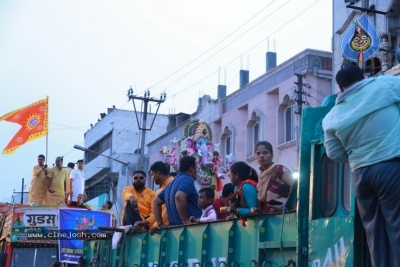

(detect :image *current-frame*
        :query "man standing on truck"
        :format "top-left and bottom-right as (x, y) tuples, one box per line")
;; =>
(70, 159), (86, 205)
(46, 156), (68, 207)
(28, 154), (47, 206)
(323, 64), (400, 267)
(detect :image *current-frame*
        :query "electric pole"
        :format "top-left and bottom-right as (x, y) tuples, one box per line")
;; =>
(13, 178), (27, 204)
(294, 73), (309, 115)
(127, 87), (166, 171)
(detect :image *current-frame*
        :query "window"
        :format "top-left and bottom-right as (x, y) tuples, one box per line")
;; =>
(245, 109), (265, 158)
(278, 94), (296, 145)
(365, 57), (381, 76)
(343, 163), (351, 213)
(285, 106), (294, 142)
(321, 154), (339, 217)
(226, 136), (231, 155)
(253, 122), (259, 145)
(86, 132), (112, 163)
(220, 124), (236, 162)
(11, 247), (57, 267)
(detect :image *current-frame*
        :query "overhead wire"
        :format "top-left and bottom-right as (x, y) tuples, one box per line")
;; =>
(167, 0), (322, 100)
(227, 71), (240, 89)
(157, 0), (292, 95)
(132, 62), (340, 151)
(139, 0), (280, 96)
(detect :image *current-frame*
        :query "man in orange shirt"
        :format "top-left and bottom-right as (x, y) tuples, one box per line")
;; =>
(134, 162), (174, 232)
(121, 170), (156, 226)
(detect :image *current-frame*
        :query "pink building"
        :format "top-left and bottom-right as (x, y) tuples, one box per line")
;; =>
(147, 49), (332, 188)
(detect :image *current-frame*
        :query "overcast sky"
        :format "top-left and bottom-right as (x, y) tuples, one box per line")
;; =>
(0, 0), (332, 202)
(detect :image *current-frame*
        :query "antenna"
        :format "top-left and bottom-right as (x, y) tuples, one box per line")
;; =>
(240, 55), (243, 70)
(274, 39), (276, 52)
(267, 38), (270, 52)
(247, 55), (249, 70)
(224, 69), (227, 85)
(218, 67), (221, 84)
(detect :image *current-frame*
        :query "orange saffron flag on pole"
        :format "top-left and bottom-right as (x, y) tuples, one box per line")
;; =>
(0, 98), (48, 154)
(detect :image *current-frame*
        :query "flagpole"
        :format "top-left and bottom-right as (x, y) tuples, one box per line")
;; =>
(46, 96), (49, 161)
(46, 134), (48, 161)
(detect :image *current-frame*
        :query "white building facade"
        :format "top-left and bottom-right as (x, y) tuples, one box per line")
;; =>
(82, 107), (169, 220)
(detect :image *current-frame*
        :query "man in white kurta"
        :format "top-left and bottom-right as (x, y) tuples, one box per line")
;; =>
(69, 159), (86, 205)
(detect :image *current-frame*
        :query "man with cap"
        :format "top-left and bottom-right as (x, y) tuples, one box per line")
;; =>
(69, 159), (86, 206)
(323, 65), (400, 267)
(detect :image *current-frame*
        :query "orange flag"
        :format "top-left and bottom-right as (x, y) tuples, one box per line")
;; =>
(0, 98), (48, 154)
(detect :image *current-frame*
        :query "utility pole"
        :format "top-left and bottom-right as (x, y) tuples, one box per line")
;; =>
(294, 73), (310, 151)
(13, 178), (27, 204)
(127, 87), (166, 171)
(294, 73), (310, 115)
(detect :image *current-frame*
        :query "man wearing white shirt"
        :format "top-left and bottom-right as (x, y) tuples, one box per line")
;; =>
(69, 159), (86, 205)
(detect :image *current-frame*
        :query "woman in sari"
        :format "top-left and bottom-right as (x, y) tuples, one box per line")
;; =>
(227, 161), (260, 223)
(255, 141), (295, 213)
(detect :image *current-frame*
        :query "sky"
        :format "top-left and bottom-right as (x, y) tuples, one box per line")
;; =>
(0, 0), (332, 202)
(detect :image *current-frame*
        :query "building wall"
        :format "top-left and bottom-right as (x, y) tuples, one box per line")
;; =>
(148, 49), (332, 187)
(12, 193), (28, 204)
(81, 108), (169, 211)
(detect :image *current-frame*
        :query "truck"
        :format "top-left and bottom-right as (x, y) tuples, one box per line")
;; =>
(79, 64), (400, 267)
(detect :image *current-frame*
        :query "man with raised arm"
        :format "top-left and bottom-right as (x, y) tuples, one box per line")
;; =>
(323, 65), (400, 267)
(28, 154), (48, 206)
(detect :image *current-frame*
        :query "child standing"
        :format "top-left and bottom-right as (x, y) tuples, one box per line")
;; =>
(213, 183), (235, 219)
(190, 188), (217, 223)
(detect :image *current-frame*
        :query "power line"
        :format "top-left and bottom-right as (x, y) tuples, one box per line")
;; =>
(158, 0), (292, 95)
(166, 0), (322, 100)
(142, 0), (279, 94)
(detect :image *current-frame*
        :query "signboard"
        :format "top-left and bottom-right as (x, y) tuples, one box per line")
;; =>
(341, 13), (380, 62)
(10, 207), (59, 244)
(58, 208), (111, 264)
(309, 217), (354, 266)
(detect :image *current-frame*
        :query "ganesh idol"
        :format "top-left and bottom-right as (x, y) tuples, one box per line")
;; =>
(163, 119), (226, 194)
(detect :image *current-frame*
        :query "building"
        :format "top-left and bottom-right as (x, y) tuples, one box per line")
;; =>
(332, 0), (400, 92)
(81, 107), (169, 218)
(11, 193), (28, 205)
(148, 49), (332, 190)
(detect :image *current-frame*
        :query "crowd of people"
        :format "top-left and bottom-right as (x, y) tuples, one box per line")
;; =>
(29, 155), (85, 207)
(28, 141), (294, 232)
(28, 155), (117, 226)
(30, 65), (400, 267)
(120, 140), (295, 234)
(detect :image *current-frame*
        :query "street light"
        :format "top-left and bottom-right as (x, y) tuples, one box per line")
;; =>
(73, 145), (129, 166)
(73, 144), (131, 187)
